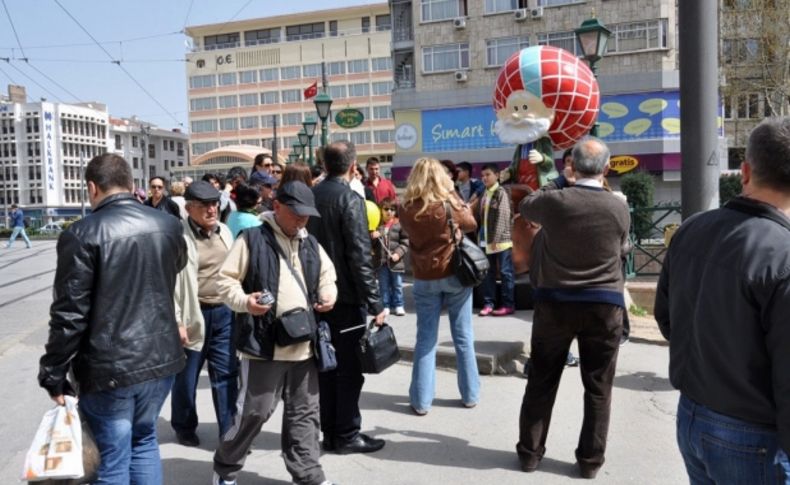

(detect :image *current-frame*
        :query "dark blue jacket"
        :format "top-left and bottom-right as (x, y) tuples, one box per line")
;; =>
(11, 208), (24, 228)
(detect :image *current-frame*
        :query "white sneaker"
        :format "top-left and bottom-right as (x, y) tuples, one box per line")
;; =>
(213, 471), (237, 485)
(383, 308), (390, 317)
(394, 306), (406, 316)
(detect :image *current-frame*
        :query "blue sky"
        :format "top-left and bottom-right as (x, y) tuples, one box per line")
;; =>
(0, 0), (379, 129)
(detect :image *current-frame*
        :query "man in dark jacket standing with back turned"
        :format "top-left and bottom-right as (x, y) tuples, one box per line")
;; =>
(38, 153), (187, 484)
(655, 117), (790, 482)
(308, 140), (387, 455)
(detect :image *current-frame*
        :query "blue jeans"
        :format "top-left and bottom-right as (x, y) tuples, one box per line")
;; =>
(481, 248), (515, 308)
(377, 266), (404, 310)
(171, 304), (238, 437)
(6, 226), (31, 248)
(79, 375), (174, 485)
(410, 275), (479, 411)
(677, 394), (790, 484)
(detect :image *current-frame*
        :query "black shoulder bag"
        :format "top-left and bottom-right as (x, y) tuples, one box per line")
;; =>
(445, 201), (489, 287)
(270, 238), (317, 347)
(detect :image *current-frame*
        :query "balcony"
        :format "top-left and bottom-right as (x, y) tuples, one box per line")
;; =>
(189, 25), (392, 53)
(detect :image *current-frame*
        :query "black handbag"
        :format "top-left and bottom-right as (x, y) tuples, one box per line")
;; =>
(275, 308), (316, 346)
(356, 320), (400, 374)
(445, 202), (489, 287)
(314, 320), (337, 372)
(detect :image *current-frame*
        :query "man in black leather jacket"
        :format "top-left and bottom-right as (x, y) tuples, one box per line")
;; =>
(307, 140), (387, 455)
(38, 153), (187, 484)
(655, 117), (790, 482)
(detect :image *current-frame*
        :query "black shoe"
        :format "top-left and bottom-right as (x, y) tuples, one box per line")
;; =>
(579, 465), (600, 479)
(322, 437), (335, 452)
(175, 430), (200, 447)
(334, 434), (385, 454)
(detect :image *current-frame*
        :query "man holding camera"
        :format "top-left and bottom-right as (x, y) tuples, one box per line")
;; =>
(212, 181), (338, 485)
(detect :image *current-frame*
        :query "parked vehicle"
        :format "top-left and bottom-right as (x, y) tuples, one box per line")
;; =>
(40, 222), (64, 234)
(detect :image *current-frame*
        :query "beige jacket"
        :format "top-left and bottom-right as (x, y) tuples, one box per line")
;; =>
(218, 212), (338, 361)
(173, 218), (234, 351)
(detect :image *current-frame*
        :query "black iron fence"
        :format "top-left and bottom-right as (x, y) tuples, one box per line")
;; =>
(625, 204), (681, 277)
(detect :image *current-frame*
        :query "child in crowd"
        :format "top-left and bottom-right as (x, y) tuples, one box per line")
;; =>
(371, 197), (409, 316)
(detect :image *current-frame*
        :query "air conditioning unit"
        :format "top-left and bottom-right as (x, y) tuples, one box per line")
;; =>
(454, 70), (468, 82)
(453, 17), (466, 29)
(514, 9), (528, 21)
(530, 7), (544, 19)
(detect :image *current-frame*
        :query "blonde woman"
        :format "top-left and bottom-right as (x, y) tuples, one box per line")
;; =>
(399, 157), (480, 415)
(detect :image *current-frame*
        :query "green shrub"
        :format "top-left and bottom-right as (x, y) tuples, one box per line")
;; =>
(620, 171), (655, 241)
(719, 173), (742, 206)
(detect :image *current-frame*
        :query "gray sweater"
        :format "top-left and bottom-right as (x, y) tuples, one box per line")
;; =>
(520, 178), (630, 306)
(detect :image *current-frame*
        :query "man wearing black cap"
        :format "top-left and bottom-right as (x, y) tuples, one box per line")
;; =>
(170, 181), (237, 447)
(212, 181), (338, 485)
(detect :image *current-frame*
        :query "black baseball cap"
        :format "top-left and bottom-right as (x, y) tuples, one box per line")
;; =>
(184, 181), (220, 202)
(276, 181), (320, 217)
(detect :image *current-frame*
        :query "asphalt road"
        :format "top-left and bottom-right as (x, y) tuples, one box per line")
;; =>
(0, 240), (686, 484)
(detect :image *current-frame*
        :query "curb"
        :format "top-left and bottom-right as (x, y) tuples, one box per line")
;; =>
(398, 341), (527, 376)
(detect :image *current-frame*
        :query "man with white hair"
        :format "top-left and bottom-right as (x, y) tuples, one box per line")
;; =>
(517, 137), (630, 479)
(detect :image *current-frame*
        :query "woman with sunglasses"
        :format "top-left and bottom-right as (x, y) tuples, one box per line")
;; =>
(371, 198), (409, 317)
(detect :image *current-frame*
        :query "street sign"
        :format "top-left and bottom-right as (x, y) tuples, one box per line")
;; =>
(335, 108), (364, 128)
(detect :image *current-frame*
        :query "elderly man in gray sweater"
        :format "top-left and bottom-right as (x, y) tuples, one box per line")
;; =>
(517, 137), (631, 479)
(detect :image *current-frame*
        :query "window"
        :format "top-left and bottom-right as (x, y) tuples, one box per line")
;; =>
(261, 114), (280, 127)
(260, 67), (279, 81)
(281, 89), (301, 103)
(132, 136), (138, 148)
(538, 0), (579, 5)
(218, 95), (238, 109)
(362, 17), (371, 33)
(348, 59), (370, 73)
(261, 91), (279, 104)
(722, 38), (763, 64)
(192, 142), (218, 156)
(327, 61), (345, 76)
(190, 97), (217, 111)
(218, 73), (237, 86)
(191, 119), (217, 133)
(114, 134), (122, 149)
(350, 131), (371, 145)
(239, 70), (257, 84)
(169, 140), (175, 151)
(723, 0), (753, 7)
(303, 63), (322, 78)
(376, 14), (391, 31)
(240, 116), (259, 129)
(607, 19), (668, 53)
(204, 33), (239, 50)
(373, 105), (392, 119)
(239, 93), (258, 106)
(148, 144), (155, 158)
(329, 20), (338, 37)
(486, 36), (530, 66)
(422, 43), (469, 72)
(189, 74), (215, 89)
(537, 31), (578, 55)
(328, 85), (347, 99)
(244, 27), (280, 46)
(177, 142), (184, 156)
(132, 157), (139, 169)
(371, 57), (392, 72)
(162, 140), (168, 151)
(421, 0), (461, 22)
(281, 66), (301, 80)
(485, 0), (522, 13)
(220, 118), (238, 131)
(372, 81), (394, 95)
(286, 22), (325, 41)
(241, 139), (261, 146)
(348, 83), (370, 97)
(282, 112), (302, 126)
(164, 160), (169, 170)
(728, 147), (745, 170)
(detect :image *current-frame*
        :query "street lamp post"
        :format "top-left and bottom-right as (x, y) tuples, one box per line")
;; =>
(313, 92), (333, 148)
(297, 129), (309, 164)
(574, 16), (611, 137)
(302, 117), (318, 166)
(292, 142), (303, 162)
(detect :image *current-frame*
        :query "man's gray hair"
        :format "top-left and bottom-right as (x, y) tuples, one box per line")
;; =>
(571, 136), (610, 177)
(746, 117), (790, 192)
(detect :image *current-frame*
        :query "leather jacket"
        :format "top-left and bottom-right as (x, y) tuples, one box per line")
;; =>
(308, 176), (384, 316)
(39, 193), (187, 396)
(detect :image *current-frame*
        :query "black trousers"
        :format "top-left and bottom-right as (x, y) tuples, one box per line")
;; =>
(517, 301), (622, 472)
(318, 302), (367, 443)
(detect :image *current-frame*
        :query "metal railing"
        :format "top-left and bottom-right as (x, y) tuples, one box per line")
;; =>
(625, 204), (682, 277)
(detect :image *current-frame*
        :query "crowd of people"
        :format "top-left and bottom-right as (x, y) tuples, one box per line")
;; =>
(33, 116), (790, 484)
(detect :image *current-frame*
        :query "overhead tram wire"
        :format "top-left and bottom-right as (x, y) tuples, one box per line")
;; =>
(0, 31), (183, 51)
(2, 0), (80, 102)
(1, 59), (62, 102)
(207, 0), (254, 36)
(182, 0), (195, 31)
(53, 0), (182, 126)
(7, 57), (189, 64)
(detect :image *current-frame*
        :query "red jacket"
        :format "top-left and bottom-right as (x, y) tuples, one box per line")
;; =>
(365, 177), (397, 204)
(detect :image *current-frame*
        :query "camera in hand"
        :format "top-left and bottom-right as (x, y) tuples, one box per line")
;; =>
(257, 289), (275, 306)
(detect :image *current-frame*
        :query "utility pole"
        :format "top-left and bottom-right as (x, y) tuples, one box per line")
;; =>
(679, 0), (720, 218)
(80, 149), (86, 217)
(272, 115), (278, 163)
(140, 124), (150, 185)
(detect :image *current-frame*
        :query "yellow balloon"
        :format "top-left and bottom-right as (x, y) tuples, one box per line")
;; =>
(366, 200), (381, 231)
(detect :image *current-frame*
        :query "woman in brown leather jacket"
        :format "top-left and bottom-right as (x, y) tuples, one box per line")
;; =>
(399, 157), (480, 416)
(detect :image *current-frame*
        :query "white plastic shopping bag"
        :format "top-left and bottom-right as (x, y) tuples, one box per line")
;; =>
(22, 396), (84, 482)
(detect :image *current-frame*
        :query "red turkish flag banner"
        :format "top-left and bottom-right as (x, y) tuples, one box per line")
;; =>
(303, 81), (318, 100)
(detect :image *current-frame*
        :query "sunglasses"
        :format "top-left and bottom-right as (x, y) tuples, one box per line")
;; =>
(383, 207), (396, 212)
(272, 170), (282, 175)
(263, 163), (272, 167)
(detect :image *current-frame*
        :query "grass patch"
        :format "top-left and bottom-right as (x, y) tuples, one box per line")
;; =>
(629, 304), (649, 317)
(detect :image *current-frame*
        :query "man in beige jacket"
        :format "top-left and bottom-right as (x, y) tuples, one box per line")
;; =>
(212, 181), (338, 485)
